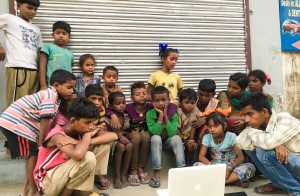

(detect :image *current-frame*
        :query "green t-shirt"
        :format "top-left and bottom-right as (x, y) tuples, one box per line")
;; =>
(41, 43), (73, 85)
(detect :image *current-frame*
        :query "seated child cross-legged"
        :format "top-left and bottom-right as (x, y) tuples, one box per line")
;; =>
(177, 88), (201, 166)
(104, 92), (133, 189)
(147, 86), (186, 188)
(33, 98), (108, 196)
(195, 111), (255, 188)
(85, 84), (119, 190)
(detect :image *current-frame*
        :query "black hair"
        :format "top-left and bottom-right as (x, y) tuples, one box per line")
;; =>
(239, 92), (272, 115)
(198, 79), (216, 93)
(206, 112), (227, 131)
(17, 0), (40, 7)
(52, 21), (71, 34)
(151, 86), (169, 99)
(248, 70), (266, 84)
(79, 54), (96, 68)
(67, 97), (99, 120)
(130, 81), (146, 95)
(108, 91), (125, 105)
(103, 66), (119, 76)
(229, 72), (249, 90)
(85, 84), (103, 98)
(179, 88), (198, 102)
(50, 69), (76, 85)
(159, 48), (178, 60)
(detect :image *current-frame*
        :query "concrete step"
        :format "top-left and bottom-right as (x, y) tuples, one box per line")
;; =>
(0, 140), (26, 184)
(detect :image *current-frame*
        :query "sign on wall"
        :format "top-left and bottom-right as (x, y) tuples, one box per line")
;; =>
(279, 0), (300, 51)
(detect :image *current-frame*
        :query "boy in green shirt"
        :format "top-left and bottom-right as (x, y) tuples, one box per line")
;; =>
(146, 86), (185, 188)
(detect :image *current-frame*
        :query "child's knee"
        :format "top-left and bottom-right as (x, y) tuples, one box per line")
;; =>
(125, 142), (133, 151)
(116, 143), (126, 152)
(151, 135), (162, 145)
(82, 151), (97, 171)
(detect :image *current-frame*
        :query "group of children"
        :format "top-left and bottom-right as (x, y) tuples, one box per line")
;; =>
(0, 0), (276, 195)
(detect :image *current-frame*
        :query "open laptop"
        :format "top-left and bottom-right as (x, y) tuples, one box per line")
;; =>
(158, 164), (226, 196)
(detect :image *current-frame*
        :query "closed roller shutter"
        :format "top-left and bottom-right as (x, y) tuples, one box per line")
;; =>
(33, 0), (247, 99)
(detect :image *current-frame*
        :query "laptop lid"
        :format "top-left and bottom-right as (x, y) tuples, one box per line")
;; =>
(168, 164), (226, 196)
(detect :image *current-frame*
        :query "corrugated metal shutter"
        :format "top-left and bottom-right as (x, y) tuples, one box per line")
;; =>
(33, 0), (247, 99)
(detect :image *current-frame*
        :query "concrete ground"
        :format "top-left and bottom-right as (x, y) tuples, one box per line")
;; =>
(0, 174), (288, 196)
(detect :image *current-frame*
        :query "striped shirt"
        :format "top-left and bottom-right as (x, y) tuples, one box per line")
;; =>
(0, 87), (60, 142)
(236, 112), (300, 156)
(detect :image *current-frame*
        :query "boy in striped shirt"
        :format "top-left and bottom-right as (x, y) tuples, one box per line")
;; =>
(0, 69), (76, 196)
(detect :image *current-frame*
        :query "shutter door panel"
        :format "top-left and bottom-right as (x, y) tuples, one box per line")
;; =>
(33, 0), (247, 99)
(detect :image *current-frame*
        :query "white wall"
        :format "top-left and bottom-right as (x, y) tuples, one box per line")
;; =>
(248, 0), (285, 113)
(0, 0), (9, 113)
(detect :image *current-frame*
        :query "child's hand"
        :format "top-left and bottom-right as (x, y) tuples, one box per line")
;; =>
(187, 140), (198, 150)
(192, 115), (206, 128)
(0, 47), (6, 61)
(119, 135), (129, 144)
(154, 104), (163, 115)
(110, 114), (121, 131)
(231, 120), (245, 132)
(56, 136), (79, 147)
(163, 103), (169, 116)
(96, 124), (106, 132)
(161, 130), (167, 139)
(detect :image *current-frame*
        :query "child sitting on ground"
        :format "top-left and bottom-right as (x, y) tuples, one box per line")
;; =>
(101, 66), (123, 106)
(85, 84), (118, 190)
(248, 69), (274, 107)
(0, 69), (76, 196)
(195, 111), (255, 188)
(192, 79), (220, 142)
(39, 21), (73, 90)
(177, 88), (201, 166)
(217, 73), (250, 135)
(147, 86), (185, 188)
(33, 98), (108, 196)
(106, 82), (178, 185)
(147, 43), (183, 103)
(104, 92), (133, 189)
(76, 54), (101, 97)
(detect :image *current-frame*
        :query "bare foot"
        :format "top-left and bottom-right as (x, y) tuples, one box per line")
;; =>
(113, 177), (123, 189)
(121, 175), (129, 188)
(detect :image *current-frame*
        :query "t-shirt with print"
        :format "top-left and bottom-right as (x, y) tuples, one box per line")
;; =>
(41, 43), (73, 86)
(0, 14), (43, 69)
(148, 70), (183, 102)
(202, 132), (237, 164)
(0, 87), (60, 142)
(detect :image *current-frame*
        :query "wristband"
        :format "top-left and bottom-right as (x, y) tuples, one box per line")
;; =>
(227, 166), (233, 172)
(188, 139), (195, 142)
(158, 121), (163, 124)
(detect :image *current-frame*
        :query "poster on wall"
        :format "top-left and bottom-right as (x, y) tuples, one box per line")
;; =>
(279, 0), (300, 51)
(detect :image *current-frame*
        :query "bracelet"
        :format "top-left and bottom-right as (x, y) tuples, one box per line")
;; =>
(158, 121), (163, 124)
(227, 166), (233, 172)
(188, 139), (195, 142)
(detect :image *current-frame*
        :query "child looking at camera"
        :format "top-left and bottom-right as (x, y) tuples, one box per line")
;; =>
(147, 86), (185, 188)
(76, 54), (101, 97)
(177, 88), (201, 166)
(39, 21), (73, 89)
(104, 92), (132, 189)
(196, 112), (255, 188)
(101, 66), (122, 106)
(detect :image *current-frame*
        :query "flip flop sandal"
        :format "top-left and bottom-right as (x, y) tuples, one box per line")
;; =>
(238, 180), (250, 188)
(253, 183), (286, 195)
(128, 175), (141, 186)
(138, 172), (150, 184)
(89, 192), (109, 196)
(94, 179), (110, 190)
(149, 177), (160, 188)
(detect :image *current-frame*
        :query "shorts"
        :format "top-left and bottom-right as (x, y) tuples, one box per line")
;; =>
(0, 127), (38, 159)
(6, 67), (39, 107)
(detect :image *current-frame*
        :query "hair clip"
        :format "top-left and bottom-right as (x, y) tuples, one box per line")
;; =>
(265, 73), (272, 85)
(174, 48), (179, 53)
(202, 107), (231, 117)
(159, 43), (168, 51)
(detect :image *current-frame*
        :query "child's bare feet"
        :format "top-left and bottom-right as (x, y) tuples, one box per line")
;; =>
(113, 177), (123, 189)
(121, 175), (129, 188)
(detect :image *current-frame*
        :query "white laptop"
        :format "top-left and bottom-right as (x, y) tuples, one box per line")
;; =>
(157, 164), (226, 196)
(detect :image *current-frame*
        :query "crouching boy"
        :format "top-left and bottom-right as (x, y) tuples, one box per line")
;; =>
(34, 98), (105, 196)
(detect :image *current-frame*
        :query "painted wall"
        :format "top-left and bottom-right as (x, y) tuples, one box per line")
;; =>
(248, 0), (286, 113)
(0, 0), (9, 113)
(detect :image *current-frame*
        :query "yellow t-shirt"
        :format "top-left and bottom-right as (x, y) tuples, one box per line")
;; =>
(148, 70), (183, 102)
